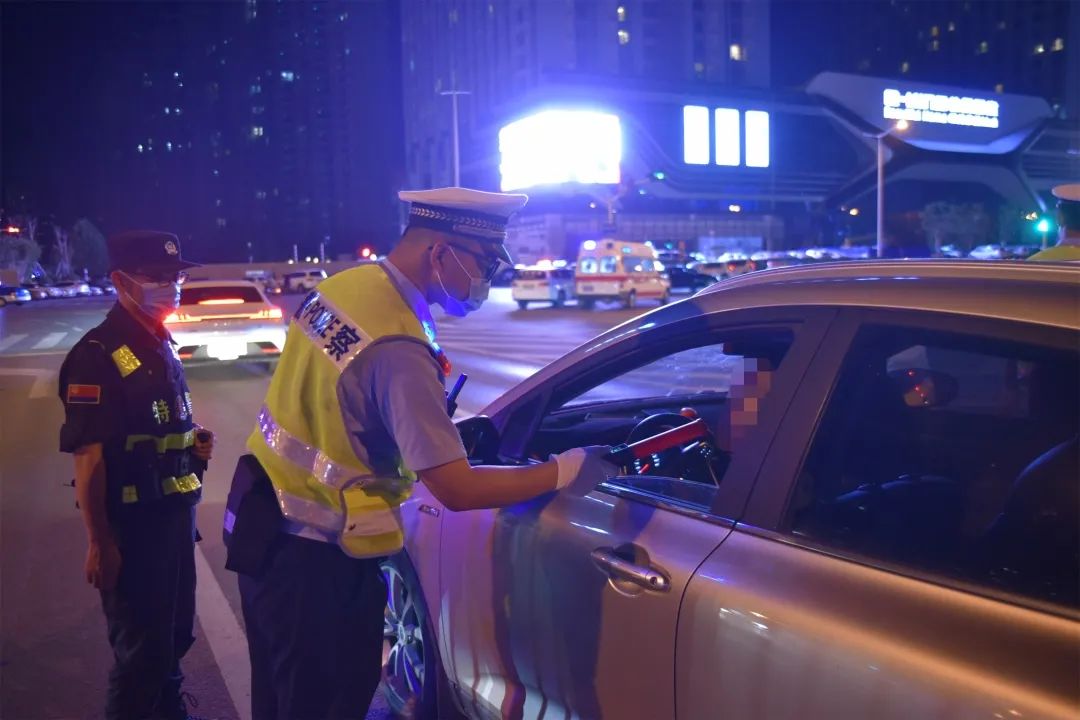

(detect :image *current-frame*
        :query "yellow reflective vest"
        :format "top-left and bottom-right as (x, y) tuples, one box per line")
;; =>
(248, 263), (440, 558)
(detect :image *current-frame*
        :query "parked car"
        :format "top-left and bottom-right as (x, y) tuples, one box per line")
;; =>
(969, 244), (1007, 260)
(0, 285), (32, 305)
(511, 267), (575, 309)
(665, 265), (716, 293)
(282, 269), (327, 293)
(164, 280), (286, 365)
(381, 260), (1080, 720)
(53, 280), (92, 297)
(21, 283), (52, 300)
(90, 278), (117, 295)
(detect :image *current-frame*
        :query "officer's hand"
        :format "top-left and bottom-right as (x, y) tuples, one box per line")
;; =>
(193, 426), (214, 462)
(86, 538), (122, 591)
(552, 446), (619, 496)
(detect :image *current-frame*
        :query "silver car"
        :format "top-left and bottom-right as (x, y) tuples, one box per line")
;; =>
(382, 260), (1080, 720)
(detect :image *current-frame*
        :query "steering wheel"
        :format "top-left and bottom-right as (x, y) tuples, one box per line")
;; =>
(626, 413), (696, 476)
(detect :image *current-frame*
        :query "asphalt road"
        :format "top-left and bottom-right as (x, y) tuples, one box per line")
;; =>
(0, 288), (652, 720)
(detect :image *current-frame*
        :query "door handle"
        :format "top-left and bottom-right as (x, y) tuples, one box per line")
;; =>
(418, 503), (440, 518)
(590, 547), (670, 593)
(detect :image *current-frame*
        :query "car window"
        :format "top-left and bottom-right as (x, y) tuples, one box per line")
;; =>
(787, 324), (1079, 608)
(578, 258), (598, 274)
(599, 256), (619, 273)
(181, 285), (264, 305)
(515, 270), (547, 281)
(627, 257), (655, 273)
(532, 328), (794, 510)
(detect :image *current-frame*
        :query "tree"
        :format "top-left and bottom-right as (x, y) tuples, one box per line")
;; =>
(0, 235), (42, 282)
(71, 218), (110, 277)
(53, 225), (74, 280)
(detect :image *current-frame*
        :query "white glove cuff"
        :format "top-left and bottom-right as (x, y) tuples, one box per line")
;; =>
(552, 447), (586, 490)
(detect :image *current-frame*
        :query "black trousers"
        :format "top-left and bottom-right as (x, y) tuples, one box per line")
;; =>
(239, 533), (386, 720)
(101, 503), (196, 720)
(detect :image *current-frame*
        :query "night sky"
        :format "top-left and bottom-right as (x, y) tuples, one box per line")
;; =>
(1, 1), (405, 261)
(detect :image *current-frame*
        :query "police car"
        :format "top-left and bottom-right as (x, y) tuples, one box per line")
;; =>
(164, 279), (287, 365)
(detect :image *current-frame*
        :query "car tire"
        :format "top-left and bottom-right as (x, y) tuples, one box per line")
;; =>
(623, 290), (636, 309)
(581, 297), (596, 310)
(553, 289), (566, 308)
(658, 291), (669, 305)
(380, 553), (462, 720)
(517, 300), (528, 310)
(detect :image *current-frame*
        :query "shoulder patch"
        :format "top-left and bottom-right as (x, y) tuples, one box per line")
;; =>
(67, 384), (102, 405)
(111, 345), (142, 378)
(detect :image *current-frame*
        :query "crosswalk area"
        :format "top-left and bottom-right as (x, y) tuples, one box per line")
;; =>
(0, 331), (78, 355)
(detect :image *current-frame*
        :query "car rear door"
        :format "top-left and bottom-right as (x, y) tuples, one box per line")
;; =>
(677, 309), (1080, 718)
(440, 308), (833, 719)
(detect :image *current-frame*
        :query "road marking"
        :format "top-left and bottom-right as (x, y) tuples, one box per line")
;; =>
(194, 545), (252, 720)
(0, 368), (57, 398)
(0, 333), (28, 353)
(32, 332), (67, 350)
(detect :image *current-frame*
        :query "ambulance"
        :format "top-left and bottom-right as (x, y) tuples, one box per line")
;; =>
(574, 239), (671, 309)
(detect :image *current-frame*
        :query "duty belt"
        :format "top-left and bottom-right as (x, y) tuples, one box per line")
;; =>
(121, 473), (201, 504)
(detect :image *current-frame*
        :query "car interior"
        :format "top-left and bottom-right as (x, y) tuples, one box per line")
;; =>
(790, 326), (1079, 607)
(512, 330), (794, 505)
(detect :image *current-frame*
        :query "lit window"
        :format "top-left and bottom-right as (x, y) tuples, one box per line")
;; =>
(714, 108), (740, 166)
(174, 107), (182, 115)
(173, 71), (181, 79)
(1034, 43), (1046, 54)
(1052, 37), (1064, 52)
(137, 144), (144, 153)
(449, 9), (458, 23)
(948, 21), (955, 31)
(728, 204), (741, 213)
(339, 12), (347, 21)
(164, 106), (171, 114)
(215, 199), (222, 207)
(930, 25), (939, 37)
(994, 83), (1004, 93)
(281, 70), (295, 82)
(682, 105), (710, 165)
(618, 29), (630, 45)
(900, 61), (910, 73)
(255, 190), (267, 200)
(744, 110), (770, 168)
(250, 84), (262, 95)
(166, 141), (173, 152)
(694, 61), (705, 74)
(930, 40), (939, 51)
(217, 218), (227, 228)
(997, 20), (1006, 30)
(977, 40), (988, 54)
(617, 6), (626, 22)
(729, 43), (744, 61)
(252, 126), (264, 138)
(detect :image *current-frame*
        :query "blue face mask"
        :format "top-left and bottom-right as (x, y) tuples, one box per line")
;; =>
(119, 271), (181, 321)
(436, 247), (490, 317)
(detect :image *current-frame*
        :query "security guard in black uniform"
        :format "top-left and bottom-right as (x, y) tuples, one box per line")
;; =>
(59, 230), (215, 720)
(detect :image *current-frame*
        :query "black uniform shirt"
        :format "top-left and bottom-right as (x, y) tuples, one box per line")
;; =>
(59, 303), (198, 515)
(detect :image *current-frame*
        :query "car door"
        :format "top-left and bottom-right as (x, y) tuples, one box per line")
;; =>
(677, 309), (1080, 719)
(440, 308), (833, 719)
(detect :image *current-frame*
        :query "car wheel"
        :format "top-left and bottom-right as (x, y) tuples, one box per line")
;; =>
(380, 554), (461, 720)
(581, 297), (596, 310)
(658, 291), (669, 305)
(553, 290), (566, 308)
(517, 300), (528, 310)
(623, 290), (636, 309)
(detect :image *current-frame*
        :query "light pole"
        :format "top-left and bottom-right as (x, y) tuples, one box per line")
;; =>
(869, 120), (909, 258)
(440, 89), (470, 186)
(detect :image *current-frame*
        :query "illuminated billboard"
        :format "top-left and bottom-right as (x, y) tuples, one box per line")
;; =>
(883, 88), (999, 129)
(498, 110), (622, 191)
(682, 105), (770, 168)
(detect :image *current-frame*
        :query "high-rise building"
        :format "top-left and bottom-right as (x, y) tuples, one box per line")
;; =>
(400, 0), (771, 191)
(771, 0), (1078, 118)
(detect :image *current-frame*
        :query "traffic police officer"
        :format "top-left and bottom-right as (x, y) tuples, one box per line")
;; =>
(1029, 183), (1080, 262)
(225, 188), (615, 719)
(59, 230), (215, 720)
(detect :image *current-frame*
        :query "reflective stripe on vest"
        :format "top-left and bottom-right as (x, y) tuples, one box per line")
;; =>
(256, 405), (371, 491)
(121, 472), (201, 504)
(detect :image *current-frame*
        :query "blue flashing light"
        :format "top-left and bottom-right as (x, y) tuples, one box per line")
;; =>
(1036, 218), (1050, 233)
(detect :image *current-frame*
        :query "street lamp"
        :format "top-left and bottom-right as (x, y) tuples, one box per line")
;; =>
(440, 89), (470, 186)
(868, 120), (909, 258)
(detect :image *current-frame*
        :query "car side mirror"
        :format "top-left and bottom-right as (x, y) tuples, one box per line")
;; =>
(456, 415), (501, 464)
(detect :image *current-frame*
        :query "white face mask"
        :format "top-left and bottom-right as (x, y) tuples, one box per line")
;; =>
(436, 247), (490, 317)
(119, 271), (181, 321)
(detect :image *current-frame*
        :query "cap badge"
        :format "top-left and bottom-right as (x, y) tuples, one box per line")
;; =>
(164, 240), (178, 256)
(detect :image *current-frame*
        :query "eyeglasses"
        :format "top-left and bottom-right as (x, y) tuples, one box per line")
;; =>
(134, 270), (189, 286)
(448, 243), (506, 281)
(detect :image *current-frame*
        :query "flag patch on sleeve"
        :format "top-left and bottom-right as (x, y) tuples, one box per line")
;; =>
(66, 384), (102, 405)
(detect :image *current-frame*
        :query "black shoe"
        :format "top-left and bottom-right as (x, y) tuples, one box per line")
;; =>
(156, 690), (205, 720)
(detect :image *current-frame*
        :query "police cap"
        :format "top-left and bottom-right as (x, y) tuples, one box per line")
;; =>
(108, 230), (200, 278)
(398, 187), (528, 265)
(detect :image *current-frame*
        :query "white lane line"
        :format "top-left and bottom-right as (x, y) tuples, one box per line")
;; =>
(32, 332), (67, 350)
(0, 333), (28, 353)
(0, 368), (58, 398)
(193, 545), (252, 720)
